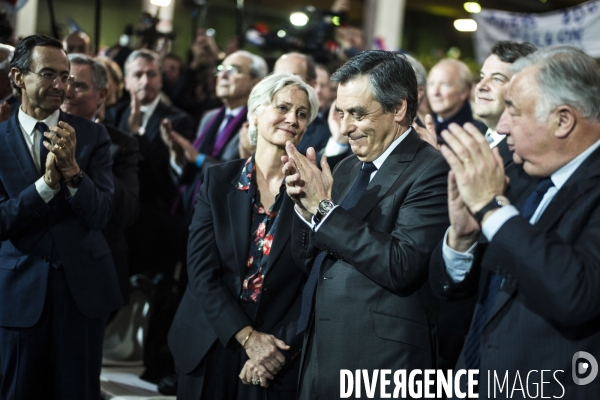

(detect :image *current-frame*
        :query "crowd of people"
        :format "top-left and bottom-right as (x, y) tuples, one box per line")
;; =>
(0, 15), (598, 400)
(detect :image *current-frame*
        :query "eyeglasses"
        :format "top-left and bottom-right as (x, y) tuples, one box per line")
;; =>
(27, 69), (74, 85)
(214, 64), (242, 76)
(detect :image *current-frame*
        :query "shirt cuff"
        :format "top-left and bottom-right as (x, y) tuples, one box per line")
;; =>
(442, 228), (477, 283)
(481, 205), (520, 242)
(196, 153), (206, 169)
(170, 157), (183, 176)
(312, 205), (339, 232)
(67, 186), (78, 197)
(35, 177), (60, 203)
(323, 137), (349, 157)
(294, 205), (315, 229)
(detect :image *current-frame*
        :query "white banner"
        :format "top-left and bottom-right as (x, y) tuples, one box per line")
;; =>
(473, 1), (600, 63)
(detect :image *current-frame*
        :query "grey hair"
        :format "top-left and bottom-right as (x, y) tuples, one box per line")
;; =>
(68, 53), (108, 91)
(233, 50), (268, 80)
(0, 44), (14, 74)
(403, 53), (427, 88)
(431, 59), (472, 91)
(331, 50), (418, 124)
(247, 72), (318, 146)
(124, 48), (161, 76)
(510, 45), (600, 122)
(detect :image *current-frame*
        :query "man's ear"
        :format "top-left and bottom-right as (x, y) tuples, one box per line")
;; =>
(554, 105), (576, 139)
(394, 99), (407, 124)
(10, 67), (24, 90)
(97, 87), (108, 108)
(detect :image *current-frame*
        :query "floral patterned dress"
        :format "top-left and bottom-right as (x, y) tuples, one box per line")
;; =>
(237, 156), (285, 303)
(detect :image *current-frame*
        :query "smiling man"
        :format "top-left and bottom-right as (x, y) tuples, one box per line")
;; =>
(473, 41), (537, 165)
(284, 50), (449, 399)
(0, 35), (121, 399)
(432, 45), (600, 398)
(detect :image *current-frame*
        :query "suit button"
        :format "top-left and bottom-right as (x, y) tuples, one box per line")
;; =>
(255, 318), (264, 327)
(263, 287), (272, 294)
(443, 284), (450, 292)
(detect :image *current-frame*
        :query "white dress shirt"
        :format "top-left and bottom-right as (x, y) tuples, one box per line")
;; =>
(18, 108), (78, 201)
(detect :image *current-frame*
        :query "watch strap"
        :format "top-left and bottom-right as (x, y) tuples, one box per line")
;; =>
(474, 198), (500, 225)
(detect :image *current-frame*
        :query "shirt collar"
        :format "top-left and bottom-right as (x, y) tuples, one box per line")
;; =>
(226, 105), (245, 119)
(139, 96), (161, 118)
(485, 128), (505, 149)
(550, 138), (600, 190)
(18, 107), (60, 136)
(371, 127), (412, 170)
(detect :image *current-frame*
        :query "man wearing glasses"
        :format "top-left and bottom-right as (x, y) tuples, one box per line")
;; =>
(0, 34), (122, 399)
(162, 50), (267, 220)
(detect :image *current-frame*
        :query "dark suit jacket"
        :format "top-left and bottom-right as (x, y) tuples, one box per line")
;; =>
(168, 159), (306, 390)
(0, 111), (122, 327)
(102, 122), (140, 300)
(430, 146), (600, 398)
(293, 129), (449, 398)
(296, 114), (330, 155)
(107, 100), (194, 211)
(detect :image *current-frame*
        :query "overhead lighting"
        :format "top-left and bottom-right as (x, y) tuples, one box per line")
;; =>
(277, 30), (287, 38)
(150, 0), (171, 6)
(464, 2), (482, 13)
(290, 12), (309, 27)
(454, 19), (478, 32)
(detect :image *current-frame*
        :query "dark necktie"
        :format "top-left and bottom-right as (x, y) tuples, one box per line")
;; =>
(37, 122), (49, 175)
(296, 162), (378, 334)
(463, 177), (555, 370)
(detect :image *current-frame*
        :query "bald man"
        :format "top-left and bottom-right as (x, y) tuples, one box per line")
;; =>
(63, 31), (92, 56)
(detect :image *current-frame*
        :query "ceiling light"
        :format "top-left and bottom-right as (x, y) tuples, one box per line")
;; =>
(464, 2), (482, 13)
(290, 12), (309, 27)
(150, 0), (171, 6)
(454, 19), (478, 32)
(277, 30), (287, 38)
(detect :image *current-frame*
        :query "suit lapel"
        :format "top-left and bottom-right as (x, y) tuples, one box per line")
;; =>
(144, 102), (165, 142)
(4, 113), (42, 183)
(485, 147), (600, 325)
(227, 174), (253, 280)
(349, 129), (421, 221)
(264, 195), (293, 271)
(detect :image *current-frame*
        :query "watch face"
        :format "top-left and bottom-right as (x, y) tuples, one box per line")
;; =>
(318, 199), (334, 214)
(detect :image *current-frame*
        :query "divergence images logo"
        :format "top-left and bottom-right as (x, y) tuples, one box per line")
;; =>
(572, 351), (598, 386)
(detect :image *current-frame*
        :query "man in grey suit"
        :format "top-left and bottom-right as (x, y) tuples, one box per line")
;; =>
(162, 50), (267, 219)
(284, 50), (449, 399)
(432, 45), (600, 397)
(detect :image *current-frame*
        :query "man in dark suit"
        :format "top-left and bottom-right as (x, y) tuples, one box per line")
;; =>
(61, 53), (139, 302)
(284, 50), (449, 399)
(432, 41), (539, 373)
(106, 49), (194, 276)
(0, 34), (122, 399)
(427, 58), (487, 136)
(163, 50), (267, 220)
(432, 45), (600, 398)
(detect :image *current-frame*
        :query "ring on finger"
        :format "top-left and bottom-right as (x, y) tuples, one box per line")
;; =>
(252, 378), (260, 385)
(462, 157), (471, 164)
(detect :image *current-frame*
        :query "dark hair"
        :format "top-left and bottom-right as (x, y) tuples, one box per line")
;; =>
(331, 50), (418, 124)
(9, 34), (65, 93)
(491, 41), (537, 64)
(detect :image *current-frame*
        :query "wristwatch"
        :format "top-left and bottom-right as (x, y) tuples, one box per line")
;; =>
(474, 195), (510, 224)
(314, 199), (336, 224)
(66, 170), (84, 188)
